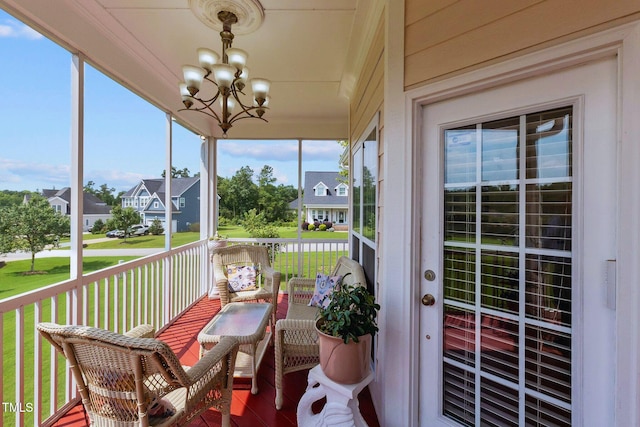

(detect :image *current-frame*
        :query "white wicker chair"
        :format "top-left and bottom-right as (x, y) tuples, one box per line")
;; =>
(274, 256), (367, 409)
(211, 244), (282, 326)
(37, 322), (239, 427)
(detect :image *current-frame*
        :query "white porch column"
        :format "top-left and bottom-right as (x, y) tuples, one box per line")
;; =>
(163, 113), (173, 322)
(70, 54), (85, 333)
(378, 0), (411, 426)
(199, 136), (212, 240)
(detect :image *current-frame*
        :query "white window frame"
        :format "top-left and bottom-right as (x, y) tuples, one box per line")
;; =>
(315, 182), (327, 196)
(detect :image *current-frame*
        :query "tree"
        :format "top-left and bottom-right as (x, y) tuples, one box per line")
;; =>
(0, 195), (70, 273)
(84, 181), (118, 206)
(257, 165), (278, 221)
(225, 166), (259, 220)
(91, 218), (105, 234)
(337, 139), (349, 184)
(0, 190), (36, 208)
(148, 218), (164, 235)
(111, 206), (141, 241)
(162, 166), (191, 178)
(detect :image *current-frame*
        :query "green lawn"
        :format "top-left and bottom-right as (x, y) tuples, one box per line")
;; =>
(1, 256), (140, 425)
(84, 226), (347, 250)
(0, 257), (138, 300)
(217, 225), (348, 240)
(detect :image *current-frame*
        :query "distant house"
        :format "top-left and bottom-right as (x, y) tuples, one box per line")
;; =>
(121, 177), (200, 233)
(40, 188), (112, 231)
(302, 171), (349, 228)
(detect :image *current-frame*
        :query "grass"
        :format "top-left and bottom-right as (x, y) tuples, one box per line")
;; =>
(83, 226), (347, 250)
(217, 224), (348, 240)
(0, 257), (138, 299)
(0, 256), (140, 425)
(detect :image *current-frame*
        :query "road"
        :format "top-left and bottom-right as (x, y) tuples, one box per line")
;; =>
(1, 238), (163, 262)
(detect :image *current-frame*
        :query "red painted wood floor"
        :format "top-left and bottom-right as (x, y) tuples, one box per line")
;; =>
(53, 294), (380, 426)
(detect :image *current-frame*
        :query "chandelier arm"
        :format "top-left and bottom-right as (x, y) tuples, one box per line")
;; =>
(192, 91), (222, 106)
(178, 100), (223, 123)
(177, 108), (224, 124)
(228, 114), (268, 125)
(227, 106), (269, 124)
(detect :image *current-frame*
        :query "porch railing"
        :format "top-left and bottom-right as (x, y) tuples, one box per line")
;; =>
(0, 236), (347, 426)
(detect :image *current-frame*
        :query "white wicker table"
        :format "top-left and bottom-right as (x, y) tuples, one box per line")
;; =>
(198, 302), (272, 394)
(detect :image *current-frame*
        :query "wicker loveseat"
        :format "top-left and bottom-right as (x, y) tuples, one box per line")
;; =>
(37, 322), (239, 427)
(211, 244), (282, 325)
(274, 256), (367, 410)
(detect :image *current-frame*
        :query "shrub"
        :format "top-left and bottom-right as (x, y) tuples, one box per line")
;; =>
(188, 222), (200, 232)
(149, 218), (164, 235)
(91, 219), (105, 234)
(301, 221), (309, 230)
(104, 218), (118, 232)
(319, 224), (327, 231)
(314, 221), (321, 229)
(308, 223), (316, 231)
(323, 221), (333, 229)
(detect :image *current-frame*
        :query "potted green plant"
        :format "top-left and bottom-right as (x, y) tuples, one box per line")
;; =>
(207, 232), (227, 251)
(315, 282), (380, 384)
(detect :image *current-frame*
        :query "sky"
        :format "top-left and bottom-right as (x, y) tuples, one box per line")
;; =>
(0, 10), (343, 194)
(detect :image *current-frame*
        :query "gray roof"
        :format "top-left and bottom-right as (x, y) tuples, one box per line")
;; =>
(123, 177), (199, 198)
(41, 187), (111, 214)
(302, 171), (348, 206)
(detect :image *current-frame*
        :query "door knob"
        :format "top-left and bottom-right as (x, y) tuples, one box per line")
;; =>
(421, 294), (436, 306)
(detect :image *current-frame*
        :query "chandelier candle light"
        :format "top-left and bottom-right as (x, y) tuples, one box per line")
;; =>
(179, 11), (270, 137)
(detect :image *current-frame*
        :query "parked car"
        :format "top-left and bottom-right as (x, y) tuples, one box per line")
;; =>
(125, 224), (150, 237)
(106, 229), (124, 238)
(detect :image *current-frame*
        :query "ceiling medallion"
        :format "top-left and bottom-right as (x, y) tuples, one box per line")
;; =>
(189, 0), (264, 35)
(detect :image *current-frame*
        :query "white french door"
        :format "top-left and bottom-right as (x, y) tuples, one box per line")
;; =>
(419, 56), (617, 426)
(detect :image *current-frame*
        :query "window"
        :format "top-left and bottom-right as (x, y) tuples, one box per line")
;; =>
(154, 201), (159, 208)
(351, 116), (378, 364)
(351, 117), (378, 292)
(336, 184), (348, 196)
(180, 197), (185, 208)
(315, 183), (327, 196)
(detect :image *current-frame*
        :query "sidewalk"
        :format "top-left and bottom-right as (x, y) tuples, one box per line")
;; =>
(1, 245), (163, 262)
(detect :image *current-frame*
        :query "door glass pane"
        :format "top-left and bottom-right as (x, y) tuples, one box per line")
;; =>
(482, 117), (519, 182)
(445, 187), (476, 242)
(445, 125), (477, 184)
(442, 107), (573, 426)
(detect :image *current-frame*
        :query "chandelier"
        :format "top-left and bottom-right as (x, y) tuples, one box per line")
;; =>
(179, 10), (270, 137)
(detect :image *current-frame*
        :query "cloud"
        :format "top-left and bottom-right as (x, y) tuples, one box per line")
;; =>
(85, 169), (149, 193)
(0, 158), (68, 190)
(219, 140), (344, 163)
(0, 158), (146, 193)
(0, 19), (43, 40)
(219, 141), (298, 162)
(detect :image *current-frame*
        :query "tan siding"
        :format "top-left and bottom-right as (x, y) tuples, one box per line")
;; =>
(406, 0), (543, 56)
(405, 0), (458, 26)
(351, 18), (385, 141)
(405, 0), (640, 88)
